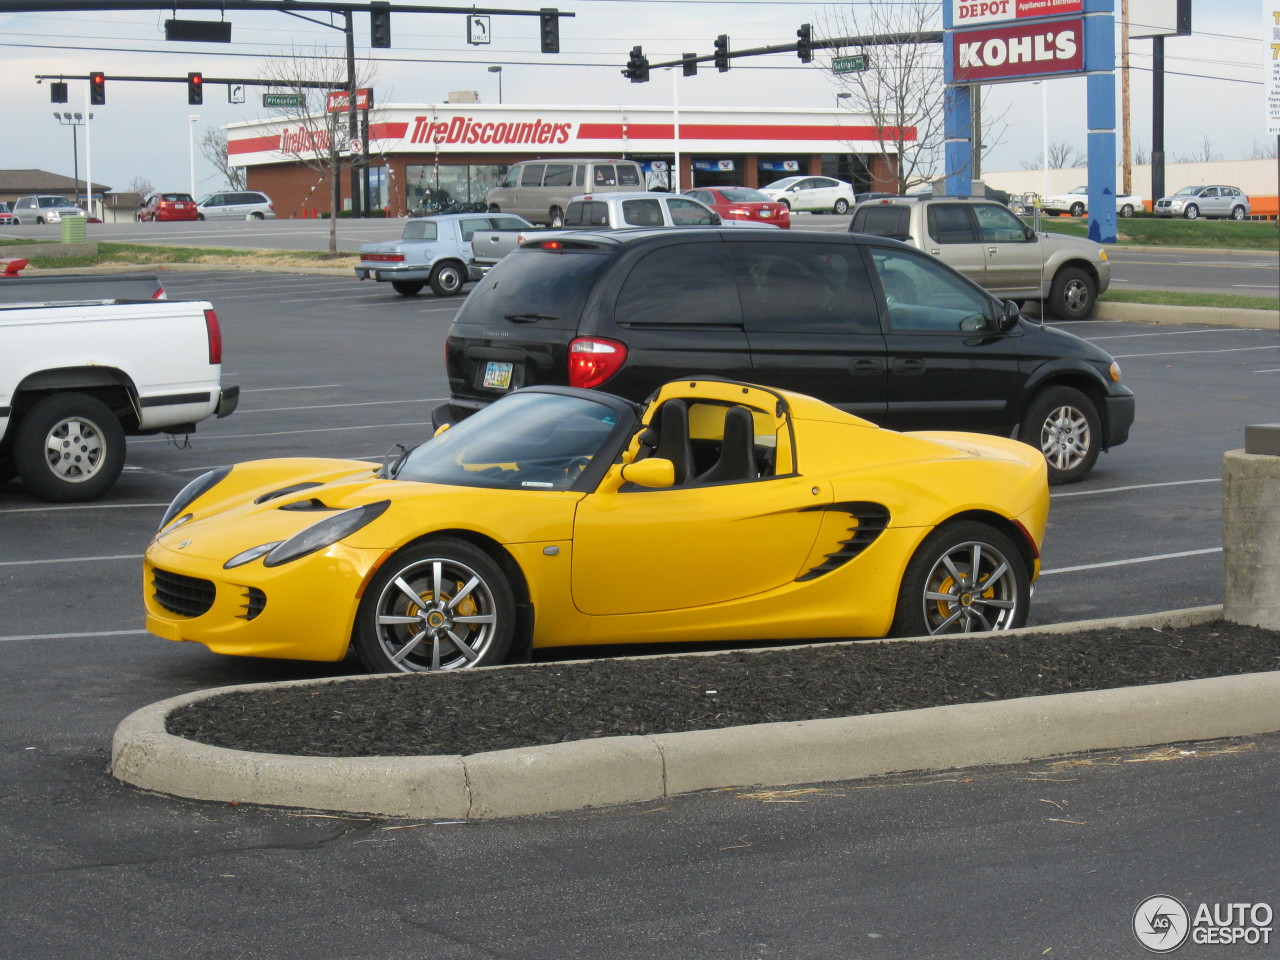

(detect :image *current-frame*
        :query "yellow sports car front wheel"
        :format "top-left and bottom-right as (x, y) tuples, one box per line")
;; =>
(354, 537), (516, 672)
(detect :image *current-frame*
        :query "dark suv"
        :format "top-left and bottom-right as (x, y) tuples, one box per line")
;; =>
(437, 229), (1135, 483)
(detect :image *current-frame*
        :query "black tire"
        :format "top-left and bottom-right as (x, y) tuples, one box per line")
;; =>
(13, 392), (125, 502)
(549, 206), (564, 228)
(1046, 265), (1096, 321)
(833, 198), (850, 215)
(780, 199), (792, 211)
(1183, 204), (1199, 220)
(354, 537), (515, 673)
(251, 211), (265, 220)
(1069, 202), (1085, 218)
(197, 213), (206, 221)
(1020, 385), (1101, 484)
(36, 217), (46, 225)
(1230, 206), (1246, 221)
(391, 280), (424, 296)
(429, 262), (465, 297)
(1119, 203), (1135, 218)
(891, 520), (1030, 637)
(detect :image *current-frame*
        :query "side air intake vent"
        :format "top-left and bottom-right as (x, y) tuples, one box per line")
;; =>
(796, 502), (891, 582)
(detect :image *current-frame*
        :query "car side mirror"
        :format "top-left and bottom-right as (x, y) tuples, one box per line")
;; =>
(710, 213), (723, 225)
(998, 300), (1022, 332)
(621, 458), (675, 488)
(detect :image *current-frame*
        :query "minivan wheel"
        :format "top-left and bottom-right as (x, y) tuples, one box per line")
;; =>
(1183, 204), (1199, 220)
(1230, 205), (1246, 221)
(1069, 202), (1085, 217)
(430, 262), (465, 297)
(1046, 266), (1096, 321)
(833, 198), (850, 215)
(549, 206), (565, 228)
(1020, 385), (1101, 484)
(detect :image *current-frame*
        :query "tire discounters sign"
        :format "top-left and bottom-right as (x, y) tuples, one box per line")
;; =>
(950, 17), (1084, 82)
(950, 0), (1082, 27)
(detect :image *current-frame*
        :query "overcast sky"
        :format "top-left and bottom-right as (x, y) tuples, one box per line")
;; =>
(0, 0), (1267, 198)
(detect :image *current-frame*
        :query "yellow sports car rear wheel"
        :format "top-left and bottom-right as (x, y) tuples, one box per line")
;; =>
(355, 538), (515, 672)
(892, 521), (1030, 637)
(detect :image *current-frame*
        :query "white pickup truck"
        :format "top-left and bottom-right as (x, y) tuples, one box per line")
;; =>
(469, 191), (778, 275)
(1, 297), (239, 501)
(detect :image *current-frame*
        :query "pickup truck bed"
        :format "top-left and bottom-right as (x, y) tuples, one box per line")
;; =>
(0, 273), (166, 304)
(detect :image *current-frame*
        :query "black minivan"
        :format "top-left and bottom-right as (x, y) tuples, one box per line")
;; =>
(436, 229), (1134, 483)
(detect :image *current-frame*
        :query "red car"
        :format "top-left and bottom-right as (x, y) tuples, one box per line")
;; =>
(683, 187), (791, 229)
(137, 192), (199, 222)
(0, 202), (16, 226)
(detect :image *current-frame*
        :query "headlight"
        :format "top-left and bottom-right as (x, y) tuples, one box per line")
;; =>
(159, 466), (231, 530)
(262, 500), (390, 567)
(1109, 361), (1122, 383)
(1098, 249), (1109, 261)
(224, 541), (284, 570)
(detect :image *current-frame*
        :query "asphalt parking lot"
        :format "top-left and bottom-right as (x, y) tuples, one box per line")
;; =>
(2, 269), (1278, 957)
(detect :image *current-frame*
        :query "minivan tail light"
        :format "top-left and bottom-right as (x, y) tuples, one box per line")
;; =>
(568, 338), (628, 389)
(205, 308), (223, 365)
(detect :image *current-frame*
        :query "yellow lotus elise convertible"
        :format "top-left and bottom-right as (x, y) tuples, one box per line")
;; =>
(144, 378), (1049, 673)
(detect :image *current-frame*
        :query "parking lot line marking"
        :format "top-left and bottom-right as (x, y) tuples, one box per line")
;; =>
(0, 502), (165, 515)
(1111, 345), (1280, 359)
(1051, 478), (1219, 498)
(1040, 547), (1221, 576)
(130, 419), (437, 444)
(0, 554), (142, 567)
(241, 398), (430, 414)
(1084, 328), (1250, 341)
(0, 629), (149, 643)
(242, 383), (342, 393)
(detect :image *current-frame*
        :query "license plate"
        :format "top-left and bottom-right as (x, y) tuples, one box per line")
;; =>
(760, 209), (772, 217)
(482, 361), (513, 390)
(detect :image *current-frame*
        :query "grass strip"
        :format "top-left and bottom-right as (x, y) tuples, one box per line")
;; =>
(1037, 216), (1280, 250)
(1100, 289), (1279, 311)
(26, 242), (358, 270)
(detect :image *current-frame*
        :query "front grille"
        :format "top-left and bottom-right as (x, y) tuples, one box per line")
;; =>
(240, 587), (267, 621)
(152, 568), (215, 617)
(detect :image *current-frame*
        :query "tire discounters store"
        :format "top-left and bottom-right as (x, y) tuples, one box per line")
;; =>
(226, 104), (911, 217)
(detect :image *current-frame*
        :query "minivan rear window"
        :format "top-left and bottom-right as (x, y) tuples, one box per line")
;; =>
(615, 242), (741, 327)
(454, 247), (614, 330)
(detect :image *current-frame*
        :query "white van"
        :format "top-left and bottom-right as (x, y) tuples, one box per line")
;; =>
(483, 159), (644, 226)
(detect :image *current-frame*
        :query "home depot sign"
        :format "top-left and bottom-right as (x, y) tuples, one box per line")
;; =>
(950, 0), (1082, 27)
(950, 17), (1083, 82)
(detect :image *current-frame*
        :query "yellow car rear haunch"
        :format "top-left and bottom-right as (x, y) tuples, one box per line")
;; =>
(144, 379), (1049, 673)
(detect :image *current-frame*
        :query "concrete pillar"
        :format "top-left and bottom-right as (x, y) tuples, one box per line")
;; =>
(1222, 426), (1280, 629)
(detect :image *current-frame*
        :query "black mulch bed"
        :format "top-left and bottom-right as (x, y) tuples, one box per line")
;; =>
(167, 620), (1280, 759)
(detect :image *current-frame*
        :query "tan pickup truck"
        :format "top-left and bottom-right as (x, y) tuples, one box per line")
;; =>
(850, 195), (1111, 320)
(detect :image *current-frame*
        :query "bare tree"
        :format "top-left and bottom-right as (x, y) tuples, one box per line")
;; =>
(1246, 138), (1279, 160)
(128, 175), (154, 198)
(818, 0), (1006, 192)
(199, 128), (247, 191)
(1133, 141), (1149, 166)
(1018, 141), (1083, 171)
(1175, 135), (1217, 164)
(257, 44), (382, 254)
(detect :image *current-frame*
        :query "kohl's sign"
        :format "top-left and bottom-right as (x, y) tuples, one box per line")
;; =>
(951, 17), (1083, 82)
(950, 0), (1082, 27)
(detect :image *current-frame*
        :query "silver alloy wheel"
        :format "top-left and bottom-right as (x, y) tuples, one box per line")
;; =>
(371, 557), (499, 671)
(1062, 277), (1090, 315)
(919, 539), (1021, 634)
(1037, 402), (1092, 473)
(43, 415), (107, 483)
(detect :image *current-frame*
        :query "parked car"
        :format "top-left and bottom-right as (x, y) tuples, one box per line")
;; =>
(849, 195), (1111, 321)
(142, 377), (1049, 674)
(137, 192), (199, 222)
(484, 159), (645, 226)
(197, 190), (274, 220)
(470, 191), (776, 275)
(682, 187), (790, 229)
(12, 195), (84, 224)
(435, 228), (1134, 484)
(1041, 186), (1142, 218)
(1154, 185), (1250, 220)
(759, 175), (856, 214)
(355, 212), (534, 297)
(0, 202), (16, 225)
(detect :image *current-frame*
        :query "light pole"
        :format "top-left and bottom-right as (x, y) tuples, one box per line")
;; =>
(488, 65), (503, 104)
(189, 116), (199, 198)
(52, 111), (89, 209)
(835, 91), (851, 109)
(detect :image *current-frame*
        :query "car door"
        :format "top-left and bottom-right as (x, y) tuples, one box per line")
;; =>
(788, 178), (820, 211)
(203, 194), (228, 219)
(666, 197), (718, 225)
(970, 202), (1043, 299)
(1196, 187), (1219, 216)
(866, 245), (1023, 435)
(731, 237), (888, 422)
(922, 203), (988, 287)
(570, 399), (825, 616)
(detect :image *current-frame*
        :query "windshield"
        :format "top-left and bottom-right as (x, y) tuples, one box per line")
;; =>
(719, 188), (770, 202)
(394, 392), (626, 491)
(1173, 186), (1203, 196)
(39, 197), (76, 208)
(765, 177), (802, 190)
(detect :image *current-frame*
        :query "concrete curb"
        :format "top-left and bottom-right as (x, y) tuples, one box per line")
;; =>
(111, 605), (1280, 819)
(1092, 301), (1277, 329)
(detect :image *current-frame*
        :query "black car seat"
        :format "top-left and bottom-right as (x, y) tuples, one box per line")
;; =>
(652, 399), (694, 484)
(693, 406), (757, 485)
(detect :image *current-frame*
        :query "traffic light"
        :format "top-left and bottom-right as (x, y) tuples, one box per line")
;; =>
(89, 71), (105, 105)
(370, 1), (391, 48)
(539, 8), (559, 54)
(682, 52), (697, 78)
(50, 81), (68, 103)
(713, 35), (730, 72)
(187, 72), (203, 105)
(796, 23), (813, 63)
(623, 45), (649, 83)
